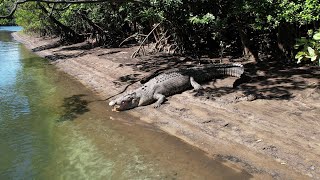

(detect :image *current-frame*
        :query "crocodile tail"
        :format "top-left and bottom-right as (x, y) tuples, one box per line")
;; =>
(182, 63), (244, 80)
(218, 63), (244, 77)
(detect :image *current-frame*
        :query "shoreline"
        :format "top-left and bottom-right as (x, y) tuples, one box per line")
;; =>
(12, 31), (320, 179)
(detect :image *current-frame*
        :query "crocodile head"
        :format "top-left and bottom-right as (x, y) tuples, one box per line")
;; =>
(109, 92), (140, 111)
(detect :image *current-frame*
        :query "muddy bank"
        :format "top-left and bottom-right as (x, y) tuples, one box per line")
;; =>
(12, 32), (320, 179)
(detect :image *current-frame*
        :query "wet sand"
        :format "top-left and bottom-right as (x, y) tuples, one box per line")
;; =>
(12, 32), (320, 179)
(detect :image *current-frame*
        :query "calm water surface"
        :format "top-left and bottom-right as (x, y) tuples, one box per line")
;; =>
(0, 26), (252, 179)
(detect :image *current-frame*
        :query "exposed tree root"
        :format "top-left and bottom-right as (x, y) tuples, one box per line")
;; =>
(130, 23), (179, 58)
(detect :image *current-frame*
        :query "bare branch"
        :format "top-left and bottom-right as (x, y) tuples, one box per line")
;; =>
(119, 33), (148, 47)
(132, 23), (161, 58)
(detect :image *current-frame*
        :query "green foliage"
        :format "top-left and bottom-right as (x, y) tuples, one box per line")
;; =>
(0, 0), (15, 25)
(1, 0), (319, 64)
(14, 2), (52, 35)
(189, 13), (215, 25)
(294, 29), (320, 65)
(267, 0), (320, 27)
(0, 18), (11, 25)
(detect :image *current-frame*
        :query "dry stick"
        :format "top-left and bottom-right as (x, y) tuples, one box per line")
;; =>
(119, 33), (137, 47)
(118, 33), (148, 47)
(167, 44), (176, 54)
(152, 29), (159, 43)
(156, 34), (171, 53)
(162, 35), (171, 52)
(153, 30), (168, 53)
(141, 46), (145, 56)
(163, 35), (172, 53)
(172, 44), (179, 54)
(131, 23), (162, 58)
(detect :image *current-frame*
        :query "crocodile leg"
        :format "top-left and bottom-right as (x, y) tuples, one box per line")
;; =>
(190, 77), (203, 90)
(153, 93), (166, 108)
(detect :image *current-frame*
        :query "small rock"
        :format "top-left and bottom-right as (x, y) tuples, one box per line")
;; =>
(247, 94), (256, 101)
(310, 165), (315, 171)
(136, 65), (143, 69)
(256, 70), (266, 76)
(307, 173), (313, 178)
(179, 57), (187, 61)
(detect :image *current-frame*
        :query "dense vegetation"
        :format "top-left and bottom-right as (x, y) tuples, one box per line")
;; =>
(1, 0), (320, 65)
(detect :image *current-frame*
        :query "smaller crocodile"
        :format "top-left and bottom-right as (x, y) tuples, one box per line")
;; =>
(109, 63), (244, 111)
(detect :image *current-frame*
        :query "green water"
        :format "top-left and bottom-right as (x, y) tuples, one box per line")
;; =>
(0, 27), (252, 179)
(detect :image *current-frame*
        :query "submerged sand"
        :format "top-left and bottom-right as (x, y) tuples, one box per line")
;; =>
(13, 32), (320, 179)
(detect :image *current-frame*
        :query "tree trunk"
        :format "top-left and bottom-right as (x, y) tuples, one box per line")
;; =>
(38, 3), (84, 43)
(78, 12), (106, 45)
(237, 22), (258, 62)
(277, 23), (295, 58)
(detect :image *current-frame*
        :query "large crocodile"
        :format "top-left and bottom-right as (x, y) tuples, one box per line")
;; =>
(109, 63), (244, 111)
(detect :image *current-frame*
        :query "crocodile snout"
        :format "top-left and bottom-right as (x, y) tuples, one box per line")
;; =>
(109, 101), (116, 106)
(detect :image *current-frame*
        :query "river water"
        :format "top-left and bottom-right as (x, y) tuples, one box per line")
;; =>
(0, 26), (251, 179)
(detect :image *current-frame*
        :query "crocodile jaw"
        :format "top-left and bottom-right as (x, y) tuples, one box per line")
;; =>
(111, 105), (121, 112)
(110, 101), (139, 111)
(109, 95), (140, 111)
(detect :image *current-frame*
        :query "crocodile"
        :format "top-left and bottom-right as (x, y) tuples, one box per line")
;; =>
(109, 63), (244, 111)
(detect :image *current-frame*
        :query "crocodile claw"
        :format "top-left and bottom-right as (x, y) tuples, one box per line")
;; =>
(153, 104), (161, 108)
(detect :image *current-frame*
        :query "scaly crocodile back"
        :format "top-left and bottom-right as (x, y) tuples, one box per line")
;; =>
(213, 63), (244, 77)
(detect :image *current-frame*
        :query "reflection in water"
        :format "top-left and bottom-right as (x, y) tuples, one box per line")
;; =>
(0, 27), (252, 179)
(58, 94), (89, 122)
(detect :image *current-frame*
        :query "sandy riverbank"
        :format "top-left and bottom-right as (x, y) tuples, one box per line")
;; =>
(12, 32), (320, 179)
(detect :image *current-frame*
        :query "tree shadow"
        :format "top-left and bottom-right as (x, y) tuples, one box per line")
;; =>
(112, 73), (141, 88)
(132, 54), (199, 71)
(57, 94), (90, 122)
(236, 62), (320, 100)
(32, 40), (95, 53)
(97, 50), (122, 56)
(44, 51), (88, 61)
(59, 42), (96, 51)
(32, 41), (64, 52)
